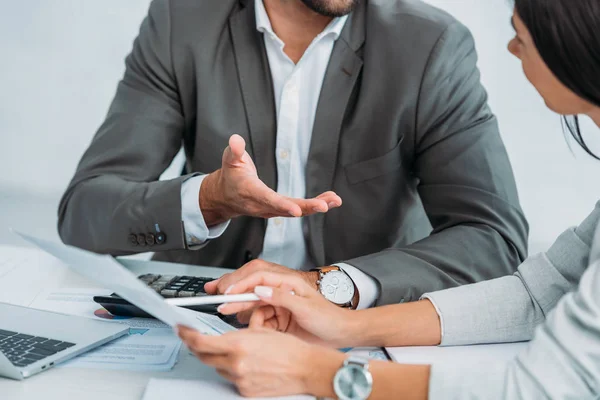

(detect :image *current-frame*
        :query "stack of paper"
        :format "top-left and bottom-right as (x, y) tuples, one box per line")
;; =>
(29, 288), (182, 371)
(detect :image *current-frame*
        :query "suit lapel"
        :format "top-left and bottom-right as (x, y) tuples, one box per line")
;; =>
(229, 0), (277, 191)
(306, 4), (366, 266)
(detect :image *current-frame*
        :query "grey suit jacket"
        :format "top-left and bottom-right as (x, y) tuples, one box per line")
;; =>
(425, 202), (600, 398)
(58, 0), (528, 305)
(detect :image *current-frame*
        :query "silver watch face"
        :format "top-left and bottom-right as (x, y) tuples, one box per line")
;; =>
(319, 270), (354, 305)
(334, 364), (373, 400)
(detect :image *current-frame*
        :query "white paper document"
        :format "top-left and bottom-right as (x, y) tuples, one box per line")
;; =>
(0, 244), (68, 306)
(16, 231), (236, 336)
(386, 342), (529, 367)
(63, 328), (182, 370)
(143, 378), (313, 400)
(29, 287), (182, 371)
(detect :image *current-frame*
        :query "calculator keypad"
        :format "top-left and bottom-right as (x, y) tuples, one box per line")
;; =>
(138, 274), (211, 298)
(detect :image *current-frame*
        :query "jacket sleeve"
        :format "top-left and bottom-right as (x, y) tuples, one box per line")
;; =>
(344, 21), (528, 304)
(428, 243), (600, 399)
(58, 0), (192, 255)
(422, 201), (600, 345)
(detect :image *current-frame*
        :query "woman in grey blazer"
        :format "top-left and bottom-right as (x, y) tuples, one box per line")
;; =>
(177, 0), (600, 398)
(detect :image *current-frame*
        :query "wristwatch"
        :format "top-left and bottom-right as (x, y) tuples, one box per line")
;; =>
(312, 266), (357, 308)
(333, 356), (373, 400)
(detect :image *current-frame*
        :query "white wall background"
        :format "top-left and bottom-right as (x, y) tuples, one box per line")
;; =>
(1, 0), (599, 251)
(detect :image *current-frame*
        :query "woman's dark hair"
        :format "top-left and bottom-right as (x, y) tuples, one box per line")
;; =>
(514, 0), (600, 159)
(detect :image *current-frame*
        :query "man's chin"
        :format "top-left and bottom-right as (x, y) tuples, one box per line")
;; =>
(300, 0), (359, 18)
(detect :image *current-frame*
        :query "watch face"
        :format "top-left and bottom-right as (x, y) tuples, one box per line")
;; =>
(334, 364), (373, 400)
(319, 270), (354, 305)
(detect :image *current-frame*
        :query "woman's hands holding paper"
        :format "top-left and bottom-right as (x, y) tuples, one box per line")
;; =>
(177, 326), (344, 398)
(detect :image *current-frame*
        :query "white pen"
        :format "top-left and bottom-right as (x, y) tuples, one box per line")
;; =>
(165, 293), (261, 307)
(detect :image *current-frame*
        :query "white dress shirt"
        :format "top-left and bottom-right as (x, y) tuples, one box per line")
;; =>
(180, 0), (379, 309)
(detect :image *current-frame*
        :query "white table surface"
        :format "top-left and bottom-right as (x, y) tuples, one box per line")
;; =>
(0, 244), (236, 400)
(0, 187), (234, 399)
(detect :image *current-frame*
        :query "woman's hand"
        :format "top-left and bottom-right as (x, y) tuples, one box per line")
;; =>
(217, 271), (359, 348)
(177, 326), (344, 398)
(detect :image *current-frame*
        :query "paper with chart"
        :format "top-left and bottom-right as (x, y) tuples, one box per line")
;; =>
(64, 328), (181, 370)
(15, 230), (236, 336)
(29, 287), (182, 371)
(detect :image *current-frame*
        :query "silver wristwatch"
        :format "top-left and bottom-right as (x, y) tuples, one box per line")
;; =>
(313, 266), (356, 308)
(333, 356), (373, 400)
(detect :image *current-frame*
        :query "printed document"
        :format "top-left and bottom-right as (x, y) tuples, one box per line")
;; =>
(15, 231), (235, 335)
(29, 288), (181, 371)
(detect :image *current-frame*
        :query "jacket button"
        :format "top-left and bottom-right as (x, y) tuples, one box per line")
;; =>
(129, 234), (138, 246)
(244, 250), (254, 263)
(137, 234), (146, 246)
(155, 232), (166, 245)
(145, 233), (155, 246)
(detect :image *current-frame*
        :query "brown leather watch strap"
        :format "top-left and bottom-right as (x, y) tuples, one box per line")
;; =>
(314, 266), (341, 274)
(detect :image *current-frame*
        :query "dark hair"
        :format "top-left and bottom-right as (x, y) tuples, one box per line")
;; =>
(514, 0), (600, 159)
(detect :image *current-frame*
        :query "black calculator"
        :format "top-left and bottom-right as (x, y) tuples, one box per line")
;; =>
(93, 273), (219, 317)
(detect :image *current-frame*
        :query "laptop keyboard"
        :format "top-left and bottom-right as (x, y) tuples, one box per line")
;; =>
(138, 274), (212, 298)
(0, 329), (75, 368)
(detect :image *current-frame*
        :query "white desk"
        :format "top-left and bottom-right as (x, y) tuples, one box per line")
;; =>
(0, 243), (234, 400)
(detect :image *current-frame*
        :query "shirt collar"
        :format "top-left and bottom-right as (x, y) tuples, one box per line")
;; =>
(255, 0), (348, 41)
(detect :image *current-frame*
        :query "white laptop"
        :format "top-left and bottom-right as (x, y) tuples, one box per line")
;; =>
(0, 302), (128, 380)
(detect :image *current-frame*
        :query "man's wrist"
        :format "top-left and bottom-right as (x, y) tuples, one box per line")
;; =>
(311, 266), (360, 308)
(303, 270), (320, 291)
(199, 170), (235, 226)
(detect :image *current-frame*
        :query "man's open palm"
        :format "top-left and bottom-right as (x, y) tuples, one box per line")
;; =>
(200, 134), (342, 223)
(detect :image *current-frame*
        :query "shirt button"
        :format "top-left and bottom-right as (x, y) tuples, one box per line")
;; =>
(287, 82), (298, 95)
(274, 218), (283, 226)
(145, 233), (156, 246)
(129, 234), (138, 246)
(279, 149), (289, 160)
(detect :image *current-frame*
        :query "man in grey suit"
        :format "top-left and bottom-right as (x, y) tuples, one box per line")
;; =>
(59, 0), (528, 310)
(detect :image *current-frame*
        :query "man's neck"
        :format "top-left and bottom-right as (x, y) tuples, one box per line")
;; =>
(263, 0), (333, 63)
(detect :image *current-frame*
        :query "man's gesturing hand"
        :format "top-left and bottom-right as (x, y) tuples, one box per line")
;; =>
(199, 134), (342, 226)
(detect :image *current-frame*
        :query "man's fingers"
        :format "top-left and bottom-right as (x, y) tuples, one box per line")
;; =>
(316, 191), (343, 209)
(295, 197), (329, 214)
(227, 134), (246, 163)
(204, 277), (223, 295)
(227, 271), (313, 298)
(260, 189), (303, 217)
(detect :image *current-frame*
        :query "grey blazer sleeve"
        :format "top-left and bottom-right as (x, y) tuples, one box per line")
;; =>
(428, 248), (600, 399)
(344, 22), (528, 304)
(58, 0), (192, 255)
(424, 201), (600, 346)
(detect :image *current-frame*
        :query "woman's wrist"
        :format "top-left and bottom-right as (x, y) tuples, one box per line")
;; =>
(301, 346), (345, 398)
(339, 300), (442, 348)
(338, 308), (370, 348)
